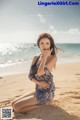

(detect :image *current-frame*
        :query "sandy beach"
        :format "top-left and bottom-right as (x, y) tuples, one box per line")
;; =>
(0, 62), (80, 120)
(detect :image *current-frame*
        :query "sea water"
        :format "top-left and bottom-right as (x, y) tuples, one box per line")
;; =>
(0, 43), (80, 75)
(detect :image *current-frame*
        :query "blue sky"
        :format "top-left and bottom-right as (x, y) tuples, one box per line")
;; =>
(0, 0), (80, 43)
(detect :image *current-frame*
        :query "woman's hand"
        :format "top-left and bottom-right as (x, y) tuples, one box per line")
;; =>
(42, 49), (53, 58)
(39, 81), (50, 89)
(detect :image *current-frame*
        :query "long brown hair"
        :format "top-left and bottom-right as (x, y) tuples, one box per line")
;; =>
(37, 33), (62, 56)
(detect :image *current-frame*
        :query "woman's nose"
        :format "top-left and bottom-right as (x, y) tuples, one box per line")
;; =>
(42, 44), (46, 48)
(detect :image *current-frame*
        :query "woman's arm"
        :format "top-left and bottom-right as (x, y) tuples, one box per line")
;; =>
(46, 55), (57, 70)
(32, 78), (50, 89)
(28, 56), (51, 89)
(36, 51), (57, 76)
(37, 56), (47, 75)
(31, 56), (38, 65)
(28, 56), (38, 80)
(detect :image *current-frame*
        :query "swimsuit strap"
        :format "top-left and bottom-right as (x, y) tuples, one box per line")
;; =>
(34, 55), (40, 66)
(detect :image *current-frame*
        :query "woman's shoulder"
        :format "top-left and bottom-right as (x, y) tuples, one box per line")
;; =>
(51, 54), (57, 60)
(51, 55), (57, 68)
(50, 55), (57, 66)
(32, 56), (39, 65)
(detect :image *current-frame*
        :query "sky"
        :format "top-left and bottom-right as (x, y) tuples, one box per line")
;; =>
(0, 0), (80, 43)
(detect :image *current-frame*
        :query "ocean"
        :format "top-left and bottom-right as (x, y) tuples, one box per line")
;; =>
(0, 43), (80, 75)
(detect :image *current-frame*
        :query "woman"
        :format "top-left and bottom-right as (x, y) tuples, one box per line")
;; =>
(11, 33), (58, 113)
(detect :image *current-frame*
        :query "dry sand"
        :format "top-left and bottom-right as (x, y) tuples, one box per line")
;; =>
(0, 62), (80, 120)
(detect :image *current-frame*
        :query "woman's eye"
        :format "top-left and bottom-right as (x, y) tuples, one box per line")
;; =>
(41, 42), (43, 45)
(46, 42), (49, 45)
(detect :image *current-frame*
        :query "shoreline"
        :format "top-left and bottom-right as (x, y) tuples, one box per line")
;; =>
(0, 60), (80, 76)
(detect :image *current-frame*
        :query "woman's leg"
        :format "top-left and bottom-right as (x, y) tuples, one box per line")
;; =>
(11, 91), (35, 107)
(12, 95), (40, 113)
(16, 105), (41, 113)
(18, 101), (54, 113)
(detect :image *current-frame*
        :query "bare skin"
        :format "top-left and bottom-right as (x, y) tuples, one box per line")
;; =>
(11, 91), (53, 113)
(11, 93), (41, 113)
(11, 38), (57, 113)
(11, 91), (35, 107)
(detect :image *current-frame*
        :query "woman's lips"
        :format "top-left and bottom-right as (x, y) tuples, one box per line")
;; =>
(43, 49), (46, 50)
(43, 48), (49, 50)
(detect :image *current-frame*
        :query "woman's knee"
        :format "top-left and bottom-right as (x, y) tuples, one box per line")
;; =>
(11, 100), (15, 107)
(12, 102), (21, 112)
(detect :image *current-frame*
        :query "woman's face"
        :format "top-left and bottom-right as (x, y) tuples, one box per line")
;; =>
(39, 38), (51, 52)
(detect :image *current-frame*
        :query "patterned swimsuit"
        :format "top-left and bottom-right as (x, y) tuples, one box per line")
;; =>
(28, 56), (55, 105)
